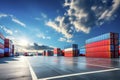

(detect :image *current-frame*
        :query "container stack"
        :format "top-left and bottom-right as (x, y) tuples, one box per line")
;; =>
(86, 32), (119, 58)
(45, 50), (53, 56)
(42, 50), (46, 56)
(12, 45), (14, 56)
(79, 47), (86, 56)
(64, 44), (79, 57)
(4, 39), (13, 57)
(0, 33), (5, 57)
(119, 45), (120, 56)
(119, 39), (120, 56)
(61, 50), (64, 56)
(53, 48), (62, 56)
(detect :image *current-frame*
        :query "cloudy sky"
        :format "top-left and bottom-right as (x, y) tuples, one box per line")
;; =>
(0, 0), (120, 52)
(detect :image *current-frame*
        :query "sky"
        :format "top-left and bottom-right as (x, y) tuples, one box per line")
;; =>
(0, 0), (120, 52)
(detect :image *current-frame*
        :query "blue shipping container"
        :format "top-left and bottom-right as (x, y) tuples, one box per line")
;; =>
(0, 48), (4, 54)
(86, 33), (115, 44)
(4, 48), (10, 52)
(0, 38), (4, 44)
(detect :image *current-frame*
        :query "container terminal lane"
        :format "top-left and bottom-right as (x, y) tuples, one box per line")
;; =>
(0, 32), (120, 80)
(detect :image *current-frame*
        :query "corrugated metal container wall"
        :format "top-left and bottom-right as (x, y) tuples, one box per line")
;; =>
(86, 32), (119, 58)
(53, 48), (62, 56)
(86, 33), (114, 44)
(45, 50), (53, 56)
(0, 33), (5, 57)
(4, 39), (13, 57)
(119, 46), (120, 56)
(64, 47), (79, 57)
(12, 45), (14, 56)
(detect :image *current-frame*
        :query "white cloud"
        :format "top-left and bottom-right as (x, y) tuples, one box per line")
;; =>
(14, 30), (18, 33)
(58, 37), (73, 43)
(46, 20), (73, 39)
(99, 0), (120, 20)
(0, 13), (8, 18)
(36, 33), (51, 40)
(46, 0), (120, 39)
(0, 13), (26, 27)
(11, 17), (26, 27)
(0, 25), (13, 35)
(41, 13), (47, 18)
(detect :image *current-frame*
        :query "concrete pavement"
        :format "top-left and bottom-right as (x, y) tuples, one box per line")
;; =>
(0, 56), (32, 80)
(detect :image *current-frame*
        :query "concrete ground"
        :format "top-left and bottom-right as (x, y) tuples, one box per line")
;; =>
(0, 56), (32, 80)
(26, 56), (120, 80)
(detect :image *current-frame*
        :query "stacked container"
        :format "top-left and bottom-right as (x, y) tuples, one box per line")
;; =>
(86, 32), (119, 58)
(0, 33), (5, 57)
(61, 50), (64, 56)
(4, 39), (13, 57)
(42, 50), (46, 56)
(53, 48), (62, 56)
(12, 45), (14, 56)
(119, 39), (120, 56)
(64, 44), (79, 57)
(119, 45), (120, 56)
(45, 50), (53, 56)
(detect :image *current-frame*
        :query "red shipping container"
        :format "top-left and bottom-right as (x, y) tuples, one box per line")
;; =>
(86, 52), (112, 58)
(86, 39), (115, 48)
(0, 44), (4, 49)
(0, 54), (4, 58)
(64, 52), (74, 57)
(61, 50), (64, 56)
(64, 49), (78, 57)
(4, 44), (10, 48)
(4, 52), (10, 57)
(54, 48), (61, 54)
(86, 45), (114, 52)
(119, 50), (120, 56)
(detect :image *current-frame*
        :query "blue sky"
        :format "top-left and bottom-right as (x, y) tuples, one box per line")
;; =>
(0, 0), (120, 51)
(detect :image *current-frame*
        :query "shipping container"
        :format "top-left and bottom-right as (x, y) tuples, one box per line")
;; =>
(45, 50), (53, 56)
(53, 48), (62, 56)
(86, 32), (119, 58)
(86, 32), (118, 44)
(61, 50), (64, 56)
(0, 33), (5, 57)
(64, 48), (79, 57)
(0, 43), (4, 49)
(4, 38), (13, 57)
(86, 39), (118, 48)
(86, 45), (115, 52)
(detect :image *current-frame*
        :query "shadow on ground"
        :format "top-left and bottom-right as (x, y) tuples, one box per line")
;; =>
(0, 56), (19, 64)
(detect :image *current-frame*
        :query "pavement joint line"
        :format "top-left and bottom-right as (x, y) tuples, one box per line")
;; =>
(38, 68), (120, 80)
(22, 56), (38, 80)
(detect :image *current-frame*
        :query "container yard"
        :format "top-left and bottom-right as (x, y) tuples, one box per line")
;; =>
(0, 0), (120, 80)
(0, 32), (120, 80)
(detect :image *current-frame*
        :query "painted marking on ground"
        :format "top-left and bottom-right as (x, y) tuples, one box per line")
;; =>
(22, 56), (38, 80)
(38, 68), (120, 80)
